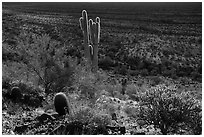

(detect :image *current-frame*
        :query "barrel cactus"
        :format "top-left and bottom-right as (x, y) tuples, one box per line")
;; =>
(54, 92), (70, 116)
(10, 86), (23, 101)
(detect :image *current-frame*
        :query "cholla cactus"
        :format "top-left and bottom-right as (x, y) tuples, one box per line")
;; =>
(79, 10), (100, 72)
(54, 92), (70, 116)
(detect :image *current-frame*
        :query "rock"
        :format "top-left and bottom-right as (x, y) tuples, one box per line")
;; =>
(49, 124), (65, 135)
(106, 125), (126, 135)
(50, 112), (60, 119)
(14, 124), (29, 134)
(45, 109), (59, 119)
(36, 113), (55, 123)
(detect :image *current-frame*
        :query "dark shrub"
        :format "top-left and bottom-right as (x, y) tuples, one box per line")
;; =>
(99, 56), (115, 70)
(150, 76), (163, 86)
(2, 76), (11, 89)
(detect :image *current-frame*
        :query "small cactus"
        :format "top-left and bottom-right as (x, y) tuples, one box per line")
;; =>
(10, 86), (22, 101)
(121, 78), (127, 95)
(79, 10), (100, 72)
(54, 92), (70, 116)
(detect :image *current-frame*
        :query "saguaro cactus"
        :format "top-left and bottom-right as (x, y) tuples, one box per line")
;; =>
(79, 10), (100, 72)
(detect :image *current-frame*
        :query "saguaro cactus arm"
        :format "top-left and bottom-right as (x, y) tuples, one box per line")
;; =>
(95, 17), (100, 44)
(79, 10), (91, 61)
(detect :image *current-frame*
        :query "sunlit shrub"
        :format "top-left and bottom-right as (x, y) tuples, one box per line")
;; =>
(125, 84), (140, 101)
(13, 32), (74, 94)
(73, 62), (97, 99)
(73, 61), (113, 100)
(125, 83), (147, 101)
(123, 105), (140, 118)
(139, 84), (202, 135)
(67, 101), (111, 134)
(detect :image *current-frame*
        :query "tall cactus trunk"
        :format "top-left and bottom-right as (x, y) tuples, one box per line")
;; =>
(79, 10), (91, 64)
(92, 17), (100, 72)
(92, 43), (98, 72)
(79, 10), (100, 72)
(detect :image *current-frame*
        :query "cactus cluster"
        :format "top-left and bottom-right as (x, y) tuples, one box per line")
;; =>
(54, 92), (70, 116)
(79, 10), (100, 72)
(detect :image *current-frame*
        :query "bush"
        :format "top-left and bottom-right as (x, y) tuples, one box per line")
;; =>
(99, 56), (116, 70)
(13, 32), (74, 94)
(125, 84), (146, 101)
(2, 76), (12, 89)
(67, 101), (111, 134)
(149, 76), (163, 86)
(74, 64), (97, 99)
(123, 105), (140, 118)
(139, 84), (202, 135)
(73, 60), (111, 100)
(11, 80), (42, 95)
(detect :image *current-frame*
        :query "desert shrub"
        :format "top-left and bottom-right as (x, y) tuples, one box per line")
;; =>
(139, 84), (202, 135)
(103, 82), (122, 97)
(123, 105), (140, 118)
(2, 43), (21, 62)
(116, 65), (128, 75)
(67, 101), (111, 134)
(13, 32), (74, 94)
(149, 76), (163, 86)
(73, 59), (110, 100)
(2, 61), (34, 85)
(99, 56), (116, 70)
(125, 84), (146, 101)
(128, 69), (140, 76)
(140, 69), (149, 76)
(74, 63), (97, 99)
(126, 84), (139, 100)
(2, 76), (12, 89)
(70, 106), (111, 126)
(2, 80), (45, 107)
(10, 80), (43, 95)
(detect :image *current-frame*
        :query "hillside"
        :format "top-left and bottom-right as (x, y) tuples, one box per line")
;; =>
(2, 2), (202, 135)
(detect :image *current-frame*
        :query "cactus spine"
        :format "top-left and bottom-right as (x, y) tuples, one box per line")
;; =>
(54, 92), (70, 116)
(79, 10), (100, 72)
